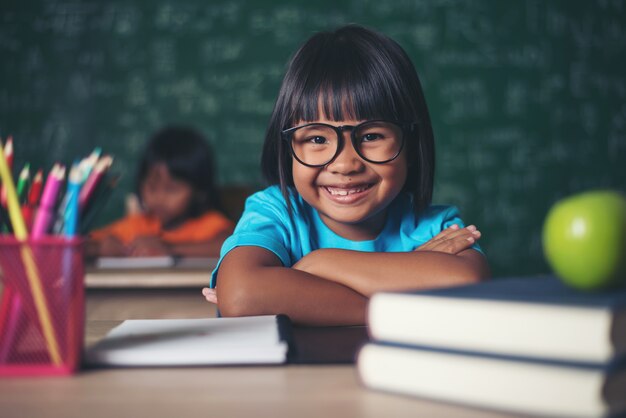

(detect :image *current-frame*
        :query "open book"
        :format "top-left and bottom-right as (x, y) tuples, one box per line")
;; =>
(85, 315), (291, 366)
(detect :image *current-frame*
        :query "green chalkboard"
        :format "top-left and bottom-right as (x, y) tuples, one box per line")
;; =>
(1, 0), (625, 277)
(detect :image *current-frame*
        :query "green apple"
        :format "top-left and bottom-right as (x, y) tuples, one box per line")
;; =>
(542, 190), (626, 290)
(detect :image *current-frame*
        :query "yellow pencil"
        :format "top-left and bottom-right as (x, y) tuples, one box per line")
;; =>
(0, 140), (62, 366)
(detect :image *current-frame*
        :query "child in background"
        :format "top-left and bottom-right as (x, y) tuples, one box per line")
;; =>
(203, 25), (490, 325)
(88, 125), (233, 258)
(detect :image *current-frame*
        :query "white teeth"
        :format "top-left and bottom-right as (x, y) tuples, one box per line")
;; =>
(326, 186), (369, 196)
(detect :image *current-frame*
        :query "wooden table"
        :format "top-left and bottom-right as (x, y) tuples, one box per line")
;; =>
(0, 319), (518, 418)
(0, 272), (521, 418)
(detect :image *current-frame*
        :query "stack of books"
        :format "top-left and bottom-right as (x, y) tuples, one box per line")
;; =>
(357, 276), (626, 417)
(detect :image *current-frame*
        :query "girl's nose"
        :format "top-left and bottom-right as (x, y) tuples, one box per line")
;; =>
(326, 134), (365, 174)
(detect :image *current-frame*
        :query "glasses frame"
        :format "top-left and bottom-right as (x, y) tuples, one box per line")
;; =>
(281, 120), (417, 167)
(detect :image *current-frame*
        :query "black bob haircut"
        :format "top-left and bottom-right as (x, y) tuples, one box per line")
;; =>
(261, 24), (435, 214)
(137, 125), (221, 217)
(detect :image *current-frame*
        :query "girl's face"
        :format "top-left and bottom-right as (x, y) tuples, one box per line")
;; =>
(291, 115), (407, 241)
(140, 163), (194, 228)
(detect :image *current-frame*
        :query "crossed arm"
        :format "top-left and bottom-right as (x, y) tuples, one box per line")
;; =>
(203, 224), (490, 325)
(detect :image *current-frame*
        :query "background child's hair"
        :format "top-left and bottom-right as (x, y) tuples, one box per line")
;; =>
(136, 125), (221, 217)
(261, 24), (435, 214)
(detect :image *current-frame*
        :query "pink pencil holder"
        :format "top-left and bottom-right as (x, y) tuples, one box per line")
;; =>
(0, 237), (84, 376)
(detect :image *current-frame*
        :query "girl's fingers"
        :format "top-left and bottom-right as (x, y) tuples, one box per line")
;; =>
(417, 224), (460, 250)
(440, 229), (481, 254)
(440, 225), (480, 242)
(419, 226), (481, 254)
(202, 287), (218, 304)
(450, 235), (478, 253)
(430, 224), (461, 242)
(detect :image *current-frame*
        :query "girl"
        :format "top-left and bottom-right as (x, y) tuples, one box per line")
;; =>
(203, 25), (490, 325)
(88, 125), (234, 258)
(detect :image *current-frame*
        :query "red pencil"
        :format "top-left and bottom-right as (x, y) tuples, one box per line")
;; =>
(23, 168), (43, 230)
(28, 169), (44, 205)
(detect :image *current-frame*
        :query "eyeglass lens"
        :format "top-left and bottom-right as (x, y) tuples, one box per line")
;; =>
(289, 121), (403, 166)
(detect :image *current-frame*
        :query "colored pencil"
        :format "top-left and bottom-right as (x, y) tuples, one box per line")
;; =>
(31, 164), (65, 238)
(78, 155), (113, 212)
(60, 163), (85, 372)
(49, 149), (99, 234)
(79, 147), (102, 182)
(0, 144), (29, 237)
(62, 163), (82, 237)
(27, 169), (44, 205)
(22, 169), (43, 229)
(0, 136), (13, 208)
(15, 164), (30, 203)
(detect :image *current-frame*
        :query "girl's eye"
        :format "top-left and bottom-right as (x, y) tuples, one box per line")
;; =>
(306, 136), (328, 145)
(360, 133), (384, 142)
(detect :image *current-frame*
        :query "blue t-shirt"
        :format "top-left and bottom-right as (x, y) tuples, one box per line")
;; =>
(210, 185), (480, 287)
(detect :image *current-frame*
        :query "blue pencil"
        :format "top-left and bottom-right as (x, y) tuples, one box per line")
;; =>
(62, 163), (82, 237)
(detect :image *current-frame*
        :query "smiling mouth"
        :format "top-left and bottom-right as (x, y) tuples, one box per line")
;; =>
(323, 184), (374, 196)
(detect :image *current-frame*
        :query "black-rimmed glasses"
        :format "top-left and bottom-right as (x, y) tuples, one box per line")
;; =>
(281, 120), (416, 167)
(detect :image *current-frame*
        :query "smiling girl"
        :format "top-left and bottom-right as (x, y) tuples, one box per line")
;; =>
(203, 25), (490, 325)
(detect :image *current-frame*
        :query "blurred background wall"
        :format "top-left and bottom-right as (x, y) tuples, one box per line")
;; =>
(1, 0), (625, 277)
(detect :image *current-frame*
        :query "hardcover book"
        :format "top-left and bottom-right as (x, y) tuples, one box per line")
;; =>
(368, 276), (626, 363)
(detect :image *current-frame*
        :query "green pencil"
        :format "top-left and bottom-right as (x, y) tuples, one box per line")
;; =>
(16, 163), (30, 204)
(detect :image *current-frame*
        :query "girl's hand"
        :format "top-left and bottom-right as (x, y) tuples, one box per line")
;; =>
(128, 236), (170, 257)
(98, 236), (129, 257)
(415, 224), (481, 255)
(202, 287), (218, 304)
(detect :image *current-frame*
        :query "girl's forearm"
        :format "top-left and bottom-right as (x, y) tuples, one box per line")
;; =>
(294, 249), (490, 297)
(216, 247), (367, 326)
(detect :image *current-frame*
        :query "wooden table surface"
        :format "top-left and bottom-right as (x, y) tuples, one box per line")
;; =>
(0, 277), (520, 418)
(1, 319), (517, 418)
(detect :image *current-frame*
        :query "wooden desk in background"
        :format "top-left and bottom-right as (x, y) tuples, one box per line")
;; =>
(1, 268), (521, 418)
(86, 257), (217, 289)
(85, 263), (215, 320)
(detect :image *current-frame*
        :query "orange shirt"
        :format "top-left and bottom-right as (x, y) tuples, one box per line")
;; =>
(90, 211), (233, 244)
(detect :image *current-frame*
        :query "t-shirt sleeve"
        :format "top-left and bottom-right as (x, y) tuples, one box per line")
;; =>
(414, 205), (483, 254)
(210, 189), (292, 288)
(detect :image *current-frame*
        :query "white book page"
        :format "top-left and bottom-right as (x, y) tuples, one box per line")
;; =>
(86, 316), (289, 366)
